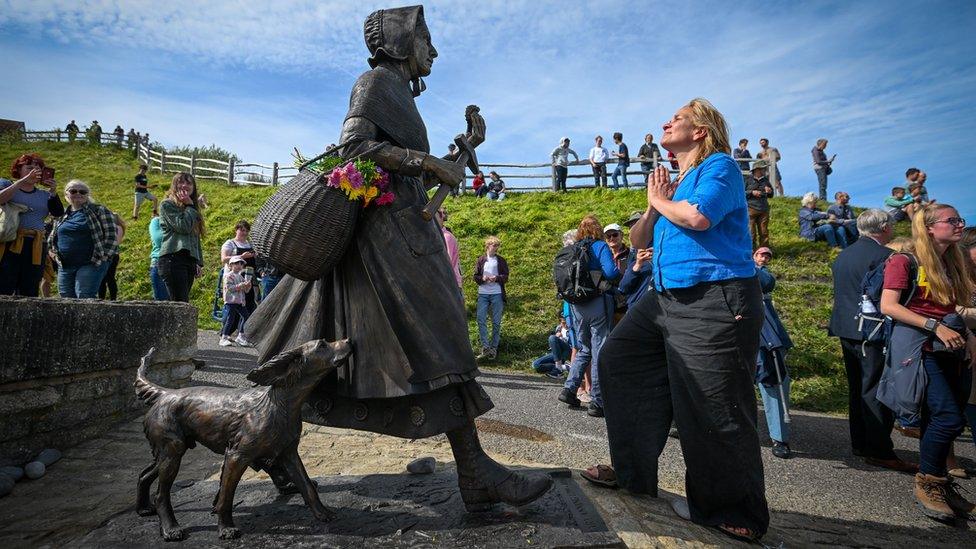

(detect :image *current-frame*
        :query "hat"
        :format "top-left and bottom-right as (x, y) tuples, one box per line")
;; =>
(755, 247), (772, 256)
(751, 160), (768, 171)
(229, 255), (246, 264)
(603, 223), (622, 233)
(623, 210), (644, 227)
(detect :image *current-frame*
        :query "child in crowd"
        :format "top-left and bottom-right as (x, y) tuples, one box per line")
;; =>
(884, 187), (916, 221)
(908, 182), (931, 206)
(219, 255), (252, 347)
(532, 317), (573, 379)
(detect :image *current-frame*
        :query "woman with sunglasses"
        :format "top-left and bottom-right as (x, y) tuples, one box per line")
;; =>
(0, 153), (64, 296)
(880, 203), (976, 522)
(47, 180), (118, 298)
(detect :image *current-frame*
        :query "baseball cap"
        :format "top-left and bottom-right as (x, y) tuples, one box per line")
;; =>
(229, 255), (246, 264)
(603, 223), (622, 233)
(755, 247), (772, 256)
(623, 211), (644, 227)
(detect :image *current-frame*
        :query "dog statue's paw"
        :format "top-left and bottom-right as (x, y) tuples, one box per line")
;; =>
(312, 506), (336, 522)
(159, 525), (185, 541)
(136, 504), (157, 517)
(218, 526), (240, 540)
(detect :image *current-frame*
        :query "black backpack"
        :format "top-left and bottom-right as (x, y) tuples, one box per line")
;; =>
(856, 252), (918, 344)
(553, 238), (603, 304)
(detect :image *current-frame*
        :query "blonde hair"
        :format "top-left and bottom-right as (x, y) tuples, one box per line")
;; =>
(887, 236), (913, 253)
(64, 179), (94, 204)
(684, 98), (732, 169)
(484, 235), (501, 248)
(576, 215), (603, 241)
(909, 203), (975, 305)
(801, 192), (818, 207)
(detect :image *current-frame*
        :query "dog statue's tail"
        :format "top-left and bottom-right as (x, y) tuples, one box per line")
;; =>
(134, 347), (168, 406)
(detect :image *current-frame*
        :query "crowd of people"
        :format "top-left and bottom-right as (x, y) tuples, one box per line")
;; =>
(62, 119), (149, 151)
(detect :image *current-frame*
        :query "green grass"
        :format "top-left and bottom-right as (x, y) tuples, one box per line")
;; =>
(1, 141), (908, 413)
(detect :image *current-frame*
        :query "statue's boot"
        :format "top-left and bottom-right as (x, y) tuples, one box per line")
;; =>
(447, 420), (553, 511)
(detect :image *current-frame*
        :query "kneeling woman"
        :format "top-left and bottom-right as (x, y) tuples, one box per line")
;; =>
(48, 180), (118, 298)
(597, 98), (769, 541)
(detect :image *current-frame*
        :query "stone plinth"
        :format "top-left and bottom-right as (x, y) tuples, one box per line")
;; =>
(0, 296), (197, 466)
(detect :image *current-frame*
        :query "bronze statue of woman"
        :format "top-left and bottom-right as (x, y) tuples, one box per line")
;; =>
(247, 5), (552, 511)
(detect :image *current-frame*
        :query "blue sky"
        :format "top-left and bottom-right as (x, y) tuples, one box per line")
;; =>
(1, 0), (973, 220)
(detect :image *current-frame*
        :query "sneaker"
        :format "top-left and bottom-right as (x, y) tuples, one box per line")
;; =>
(219, 337), (233, 347)
(487, 347), (497, 360)
(235, 335), (252, 347)
(587, 403), (604, 417)
(771, 441), (792, 459)
(558, 388), (582, 408)
(476, 347), (490, 360)
(914, 473), (957, 522)
(545, 369), (563, 379)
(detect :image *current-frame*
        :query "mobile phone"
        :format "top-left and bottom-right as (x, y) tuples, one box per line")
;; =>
(41, 167), (55, 182)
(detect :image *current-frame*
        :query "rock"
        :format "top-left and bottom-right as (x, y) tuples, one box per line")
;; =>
(24, 461), (45, 479)
(36, 448), (62, 466)
(0, 474), (13, 497)
(0, 466), (24, 482)
(406, 457), (436, 474)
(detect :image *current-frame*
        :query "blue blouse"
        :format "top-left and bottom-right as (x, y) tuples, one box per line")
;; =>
(651, 152), (755, 291)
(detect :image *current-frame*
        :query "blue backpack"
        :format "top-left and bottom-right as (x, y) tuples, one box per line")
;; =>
(856, 253), (918, 343)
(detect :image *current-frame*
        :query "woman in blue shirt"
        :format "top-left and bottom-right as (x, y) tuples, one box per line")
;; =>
(557, 215), (620, 417)
(596, 98), (768, 541)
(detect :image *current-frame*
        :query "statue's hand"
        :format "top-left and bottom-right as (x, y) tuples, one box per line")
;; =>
(422, 155), (465, 187)
(466, 109), (485, 149)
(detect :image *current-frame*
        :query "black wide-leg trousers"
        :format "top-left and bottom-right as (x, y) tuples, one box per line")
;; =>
(600, 276), (770, 535)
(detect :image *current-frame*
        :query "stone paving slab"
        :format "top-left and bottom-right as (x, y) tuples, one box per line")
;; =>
(77, 470), (622, 548)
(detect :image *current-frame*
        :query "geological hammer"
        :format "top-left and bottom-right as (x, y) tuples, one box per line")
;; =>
(421, 110), (480, 221)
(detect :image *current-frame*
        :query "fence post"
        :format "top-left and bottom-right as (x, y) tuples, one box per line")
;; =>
(272, 162), (279, 186)
(190, 154), (196, 177)
(227, 158), (235, 185)
(56, 130), (61, 142)
(160, 150), (167, 174)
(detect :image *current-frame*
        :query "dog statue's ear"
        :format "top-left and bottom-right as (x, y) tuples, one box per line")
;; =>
(246, 346), (303, 386)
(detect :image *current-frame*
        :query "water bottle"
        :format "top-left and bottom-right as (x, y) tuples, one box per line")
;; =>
(860, 294), (878, 314)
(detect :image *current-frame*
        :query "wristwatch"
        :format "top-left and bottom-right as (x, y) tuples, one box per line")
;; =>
(924, 318), (939, 332)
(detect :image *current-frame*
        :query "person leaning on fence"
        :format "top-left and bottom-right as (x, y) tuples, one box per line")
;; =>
(557, 215), (620, 418)
(638, 133), (661, 181)
(611, 132), (630, 190)
(473, 236), (508, 360)
(157, 172), (205, 303)
(132, 164), (158, 220)
(485, 170), (506, 200)
(126, 128), (137, 150)
(0, 153), (65, 296)
(878, 203), (976, 523)
(97, 212), (125, 300)
(828, 208), (917, 472)
(47, 180), (118, 299)
(113, 125), (124, 147)
(745, 161), (774, 249)
(826, 191), (859, 245)
(589, 135), (609, 188)
(65, 120), (79, 143)
(756, 138), (783, 196)
(733, 138), (751, 172)
(595, 98), (769, 542)
(798, 192), (847, 248)
(551, 137), (579, 192)
(753, 247), (794, 459)
(87, 120), (102, 146)
(812, 138), (833, 201)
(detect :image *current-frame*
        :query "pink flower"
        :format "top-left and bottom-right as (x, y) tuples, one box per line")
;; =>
(376, 191), (395, 206)
(343, 163), (364, 189)
(327, 168), (342, 188)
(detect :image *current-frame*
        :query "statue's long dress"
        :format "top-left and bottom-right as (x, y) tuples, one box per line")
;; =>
(247, 66), (491, 438)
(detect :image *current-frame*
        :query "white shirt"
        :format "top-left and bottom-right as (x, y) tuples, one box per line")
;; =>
(479, 255), (503, 295)
(589, 146), (609, 163)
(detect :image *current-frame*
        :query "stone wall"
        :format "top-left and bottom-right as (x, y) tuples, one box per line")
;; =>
(0, 296), (198, 466)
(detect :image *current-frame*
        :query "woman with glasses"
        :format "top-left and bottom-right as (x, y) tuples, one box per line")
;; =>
(47, 180), (118, 298)
(880, 204), (976, 522)
(0, 153), (64, 296)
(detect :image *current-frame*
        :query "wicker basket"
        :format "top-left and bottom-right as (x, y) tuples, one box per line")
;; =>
(251, 168), (360, 281)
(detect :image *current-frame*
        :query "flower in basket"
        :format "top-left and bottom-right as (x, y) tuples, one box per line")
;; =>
(294, 149), (394, 208)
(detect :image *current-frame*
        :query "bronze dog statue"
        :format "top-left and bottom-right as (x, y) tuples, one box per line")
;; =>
(134, 338), (352, 541)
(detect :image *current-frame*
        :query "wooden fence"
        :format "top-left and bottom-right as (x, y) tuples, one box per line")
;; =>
(18, 129), (778, 191)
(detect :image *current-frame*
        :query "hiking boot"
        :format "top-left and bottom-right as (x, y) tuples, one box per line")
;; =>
(771, 441), (792, 459)
(558, 388), (581, 408)
(914, 473), (956, 522)
(945, 479), (976, 517)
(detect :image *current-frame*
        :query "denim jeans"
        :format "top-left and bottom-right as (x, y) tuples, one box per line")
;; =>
(221, 303), (250, 337)
(564, 294), (613, 407)
(58, 261), (110, 298)
(612, 164), (629, 189)
(261, 275), (282, 298)
(919, 352), (970, 477)
(554, 165), (568, 191)
(532, 335), (571, 372)
(150, 264), (169, 300)
(841, 223), (859, 245)
(487, 191), (506, 201)
(476, 292), (504, 349)
(758, 376), (791, 443)
(814, 224), (847, 248)
(815, 168), (829, 201)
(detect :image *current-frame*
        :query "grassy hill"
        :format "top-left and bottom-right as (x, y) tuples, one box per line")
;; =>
(1, 141), (907, 413)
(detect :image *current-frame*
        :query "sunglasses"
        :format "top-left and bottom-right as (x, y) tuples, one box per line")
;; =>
(67, 189), (89, 195)
(605, 232), (621, 238)
(931, 217), (966, 227)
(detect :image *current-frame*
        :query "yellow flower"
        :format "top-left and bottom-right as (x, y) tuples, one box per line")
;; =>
(363, 185), (379, 205)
